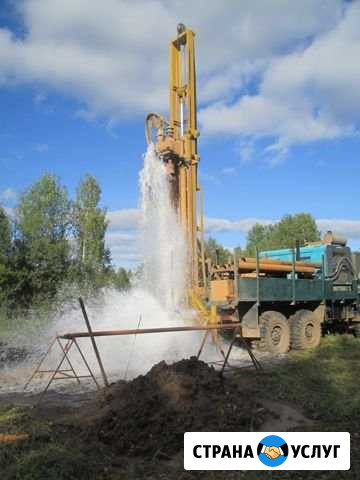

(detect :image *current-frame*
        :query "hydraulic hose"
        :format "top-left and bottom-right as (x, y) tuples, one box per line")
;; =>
(145, 113), (163, 145)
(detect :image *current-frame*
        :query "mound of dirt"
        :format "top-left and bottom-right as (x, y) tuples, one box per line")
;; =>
(89, 357), (267, 457)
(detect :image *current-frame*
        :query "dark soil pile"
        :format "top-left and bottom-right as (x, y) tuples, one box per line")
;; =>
(89, 357), (267, 457)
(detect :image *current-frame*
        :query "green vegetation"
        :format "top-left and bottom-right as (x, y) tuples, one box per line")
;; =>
(205, 213), (321, 264)
(0, 408), (94, 480)
(0, 174), (131, 329)
(15, 174), (72, 308)
(245, 213), (320, 256)
(250, 335), (360, 432)
(73, 174), (111, 280)
(263, 335), (360, 425)
(204, 237), (236, 264)
(238, 335), (360, 479)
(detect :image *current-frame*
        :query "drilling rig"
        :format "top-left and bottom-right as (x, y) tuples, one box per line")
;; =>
(145, 23), (205, 301)
(146, 24), (360, 352)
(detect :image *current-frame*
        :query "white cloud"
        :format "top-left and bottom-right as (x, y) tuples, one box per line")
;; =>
(105, 231), (141, 266)
(236, 140), (256, 164)
(105, 209), (141, 266)
(105, 208), (360, 265)
(199, 2), (360, 153)
(0, 187), (16, 201)
(206, 217), (274, 234)
(204, 218), (360, 257)
(221, 167), (236, 176)
(316, 219), (360, 240)
(199, 171), (222, 186)
(206, 215), (360, 241)
(107, 208), (140, 231)
(0, 0), (345, 134)
(35, 143), (49, 152)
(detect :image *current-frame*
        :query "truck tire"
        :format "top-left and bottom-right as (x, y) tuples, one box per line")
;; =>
(353, 323), (360, 338)
(258, 311), (290, 354)
(290, 309), (321, 350)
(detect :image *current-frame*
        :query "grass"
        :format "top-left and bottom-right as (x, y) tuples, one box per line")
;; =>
(261, 335), (360, 426)
(0, 335), (359, 479)
(0, 407), (26, 424)
(0, 405), (97, 480)
(230, 335), (360, 479)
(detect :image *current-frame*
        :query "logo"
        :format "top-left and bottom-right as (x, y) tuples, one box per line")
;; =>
(257, 434), (288, 467)
(184, 432), (350, 470)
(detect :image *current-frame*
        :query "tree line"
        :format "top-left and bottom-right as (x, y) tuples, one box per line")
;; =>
(0, 174), (130, 318)
(205, 213), (321, 264)
(0, 173), (320, 320)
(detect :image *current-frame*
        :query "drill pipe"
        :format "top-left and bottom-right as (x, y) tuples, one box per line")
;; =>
(241, 257), (321, 269)
(60, 323), (243, 340)
(212, 261), (315, 275)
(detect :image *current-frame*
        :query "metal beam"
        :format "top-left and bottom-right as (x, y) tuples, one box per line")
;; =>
(79, 297), (109, 387)
(60, 322), (243, 340)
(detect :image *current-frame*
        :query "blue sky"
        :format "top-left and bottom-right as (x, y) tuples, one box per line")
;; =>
(1, 0), (360, 266)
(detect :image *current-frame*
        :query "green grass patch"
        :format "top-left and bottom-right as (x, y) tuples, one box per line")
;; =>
(0, 404), (98, 480)
(0, 406), (26, 425)
(15, 445), (90, 480)
(1, 441), (94, 480)
(259, 335), (360, 426)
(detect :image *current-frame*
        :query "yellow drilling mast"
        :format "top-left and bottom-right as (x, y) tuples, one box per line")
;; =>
(146, 23), (204, 295)
(147, 25), (358, 354)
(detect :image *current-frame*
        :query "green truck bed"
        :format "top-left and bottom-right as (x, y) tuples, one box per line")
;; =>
(236, 277), (358, 303)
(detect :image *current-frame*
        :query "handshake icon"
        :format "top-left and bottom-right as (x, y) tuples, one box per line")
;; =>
(257, 442), (289, 459)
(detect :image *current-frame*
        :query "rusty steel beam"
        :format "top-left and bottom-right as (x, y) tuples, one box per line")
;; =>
(60, 322), (242, 340)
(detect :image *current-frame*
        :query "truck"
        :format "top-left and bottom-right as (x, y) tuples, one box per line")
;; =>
(210, 231), (360, 353)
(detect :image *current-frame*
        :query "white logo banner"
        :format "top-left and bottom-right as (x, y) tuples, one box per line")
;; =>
(184, 432), (350, 470)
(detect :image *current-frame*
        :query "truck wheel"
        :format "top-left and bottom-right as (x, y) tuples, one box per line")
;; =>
(290, 309), (321, 350)
(258, 311), (290, 354)
(353, 323), (360, 338)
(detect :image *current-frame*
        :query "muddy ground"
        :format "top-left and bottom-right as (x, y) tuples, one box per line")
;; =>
(0, 335), (359, 479)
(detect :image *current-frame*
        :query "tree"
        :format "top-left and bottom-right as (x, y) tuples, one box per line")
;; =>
(234, 246), (243, 258)
(111, 267), (131, 291)
(0, 239), (34, 313)
(245, 223), (273, 256)
(0, 207), (11, 262)
(272, 213), (320, 247)
(0, 207), (13, 313)
(245, 213), (320, 256)
(73, 175), (109, 281)
(16, 174), (71, 302)
(0, 174), (132, 317)
(17, 175), (70, 243)
(204, 237), (233, 264)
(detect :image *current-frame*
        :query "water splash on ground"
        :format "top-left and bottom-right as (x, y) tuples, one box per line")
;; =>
(0, 145), (250, 394)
